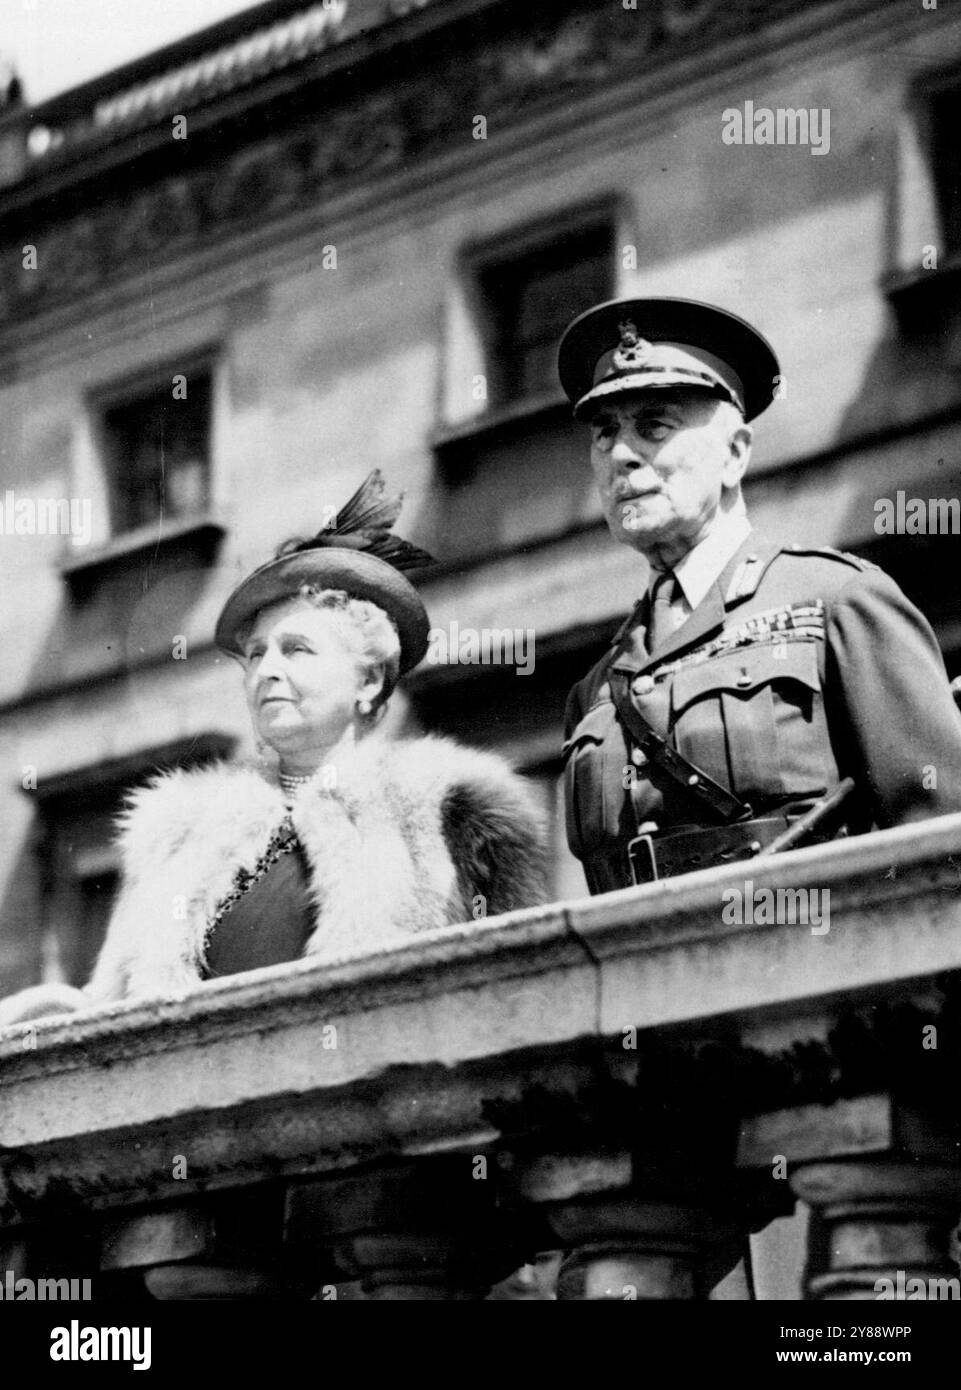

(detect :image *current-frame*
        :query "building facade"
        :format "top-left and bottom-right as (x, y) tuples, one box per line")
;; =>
(0, 0), (959, 994)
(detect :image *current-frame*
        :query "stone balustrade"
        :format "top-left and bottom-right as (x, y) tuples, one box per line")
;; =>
(2, 812), (961, 1300)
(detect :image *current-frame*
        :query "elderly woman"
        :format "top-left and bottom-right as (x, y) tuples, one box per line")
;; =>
(1, 471), (546, 1018)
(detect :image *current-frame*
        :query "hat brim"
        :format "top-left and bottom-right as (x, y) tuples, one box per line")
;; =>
(214, 548), (431, 673)
(558, 296), (780, 423)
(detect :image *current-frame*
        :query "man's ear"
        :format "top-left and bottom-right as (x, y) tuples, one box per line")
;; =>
(721, 421), (752, 490)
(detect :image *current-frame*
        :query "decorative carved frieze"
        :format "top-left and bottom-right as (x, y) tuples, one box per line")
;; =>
(0, 0), (812, 326)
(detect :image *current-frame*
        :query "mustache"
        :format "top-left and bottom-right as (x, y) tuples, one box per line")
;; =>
(615, 485), (660, 503)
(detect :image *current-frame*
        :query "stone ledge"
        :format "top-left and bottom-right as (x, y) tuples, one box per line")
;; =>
(0, 813), (959, 1224)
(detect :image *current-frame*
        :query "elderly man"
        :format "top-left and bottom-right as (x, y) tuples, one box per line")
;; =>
(558, 297), (961, 895)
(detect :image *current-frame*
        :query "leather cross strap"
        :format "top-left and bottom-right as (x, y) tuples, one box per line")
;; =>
(608, 668), (753, 826)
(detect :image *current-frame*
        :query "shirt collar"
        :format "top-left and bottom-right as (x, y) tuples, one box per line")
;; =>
(651, 509), (753, 611)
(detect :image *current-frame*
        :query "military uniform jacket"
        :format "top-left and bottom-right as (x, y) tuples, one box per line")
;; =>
(564, 532), (961, 895)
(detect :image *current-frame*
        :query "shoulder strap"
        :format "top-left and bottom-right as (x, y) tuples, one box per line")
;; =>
(777, 543), (880, 571)
(608, 669), (753, 826)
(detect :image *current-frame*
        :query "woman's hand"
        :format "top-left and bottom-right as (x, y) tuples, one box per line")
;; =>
(0, 983), (89, 1029)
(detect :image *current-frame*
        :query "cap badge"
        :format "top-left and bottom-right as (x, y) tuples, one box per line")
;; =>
(613, 320), (653, 371)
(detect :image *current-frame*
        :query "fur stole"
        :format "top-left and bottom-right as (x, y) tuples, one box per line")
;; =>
(85, 734), (547, 1004)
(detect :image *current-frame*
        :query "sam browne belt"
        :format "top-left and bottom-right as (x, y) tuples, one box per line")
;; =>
(628, 815), (788, 884)
(627, 779), (855, 885)
(607, 668), (856, 884)
(608, 668), (754, 826)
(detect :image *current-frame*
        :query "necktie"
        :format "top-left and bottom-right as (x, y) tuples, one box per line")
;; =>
(646, 572), (676, 654)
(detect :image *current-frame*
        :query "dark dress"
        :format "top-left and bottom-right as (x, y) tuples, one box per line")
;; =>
(202, 815), (316, 979)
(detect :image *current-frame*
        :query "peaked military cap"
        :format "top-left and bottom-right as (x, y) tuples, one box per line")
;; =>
(557, 297), (780, 422)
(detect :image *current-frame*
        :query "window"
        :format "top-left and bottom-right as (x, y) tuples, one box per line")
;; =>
(930, 82), (961, 256)
(478, 221), (614, 406)
(29, 735), (234, 990)
(101, 368), (213, 535)
(41, 800), (122, 989)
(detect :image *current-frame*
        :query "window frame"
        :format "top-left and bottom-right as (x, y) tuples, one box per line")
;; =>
(88, 347), (220, 542)
(911, 62), (961, 259)
(27, 734), (236, 989)
(461, 197), (622, 415)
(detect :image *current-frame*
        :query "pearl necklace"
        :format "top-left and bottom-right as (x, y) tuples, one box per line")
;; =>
(279, 770), (322, 797)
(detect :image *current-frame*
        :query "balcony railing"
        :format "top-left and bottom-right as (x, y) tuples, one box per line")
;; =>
(2, 813), (961, 1300)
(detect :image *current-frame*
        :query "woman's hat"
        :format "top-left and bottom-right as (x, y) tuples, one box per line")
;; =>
(215, 471), (435, 672)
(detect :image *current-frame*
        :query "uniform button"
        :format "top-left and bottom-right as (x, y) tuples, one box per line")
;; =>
(687, 774), (700, 786)
(736, 667), (752, 688)
(632, 674), (656, 696)
(631, 748), (647, 766)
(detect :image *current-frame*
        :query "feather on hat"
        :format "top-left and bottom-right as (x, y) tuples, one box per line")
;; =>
(215, 471), (435, 672)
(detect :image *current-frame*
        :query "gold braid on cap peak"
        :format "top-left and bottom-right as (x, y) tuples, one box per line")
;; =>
(274, 469), (436, 572)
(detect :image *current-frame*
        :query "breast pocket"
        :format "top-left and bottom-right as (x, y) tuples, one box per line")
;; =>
(670, 641), (832, 801)
(562, 701), (630, 858)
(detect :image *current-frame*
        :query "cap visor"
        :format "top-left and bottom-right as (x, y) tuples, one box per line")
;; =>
(573, 370), (738, 421)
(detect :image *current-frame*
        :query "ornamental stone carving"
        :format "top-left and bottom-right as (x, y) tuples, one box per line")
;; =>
(113, 178), (201, 261)
(209, 140), (304, 224)
(0, 0), (808, 325)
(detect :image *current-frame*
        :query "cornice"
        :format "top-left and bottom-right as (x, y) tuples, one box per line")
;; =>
(0, 0), (881, 335)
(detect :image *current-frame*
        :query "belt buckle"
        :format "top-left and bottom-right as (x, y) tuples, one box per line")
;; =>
(628, 816), (792, 887)
(627, 833), (658, 885)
